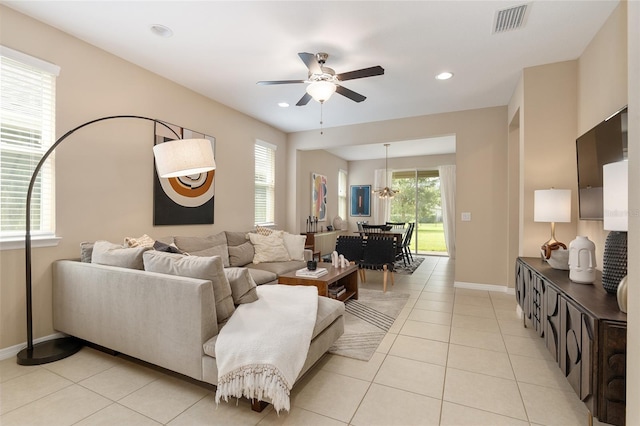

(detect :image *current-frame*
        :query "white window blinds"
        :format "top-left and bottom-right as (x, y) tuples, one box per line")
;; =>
(338, 168), (347, 219)
(0, 46), (59, 238)
(254, 140), (276, 225)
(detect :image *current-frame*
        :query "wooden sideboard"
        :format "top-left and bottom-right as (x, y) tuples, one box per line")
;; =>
(303, 230), (346, 258)
(516, 257), (627, 425)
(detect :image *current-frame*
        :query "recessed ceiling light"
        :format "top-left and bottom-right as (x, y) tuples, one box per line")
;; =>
(436, 72), (454, 80)
(150, 24), (173, 38)
(278, 102), (290, 108)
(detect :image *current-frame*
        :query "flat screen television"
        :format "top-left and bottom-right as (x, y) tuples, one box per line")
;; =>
(576, 106), (627, 220)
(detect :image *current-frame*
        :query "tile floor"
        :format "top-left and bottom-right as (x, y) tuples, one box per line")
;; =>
(0, 257), (608, 425)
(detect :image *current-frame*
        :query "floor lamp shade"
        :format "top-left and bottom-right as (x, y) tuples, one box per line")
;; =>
(153, 138), (215, 178)
(17, 115), (216, 366)
(602, 160), (628, 294)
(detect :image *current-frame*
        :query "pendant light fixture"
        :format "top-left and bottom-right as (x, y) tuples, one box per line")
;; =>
(374, 143), (400, 199)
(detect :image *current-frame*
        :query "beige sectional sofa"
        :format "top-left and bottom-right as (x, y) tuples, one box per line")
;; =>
(53, 230), (345, 411)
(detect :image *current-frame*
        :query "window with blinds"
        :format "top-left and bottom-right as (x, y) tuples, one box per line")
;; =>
(254, 140), (276, 225)
(338, 169), (347, 220)
(1, 47), (59, 239)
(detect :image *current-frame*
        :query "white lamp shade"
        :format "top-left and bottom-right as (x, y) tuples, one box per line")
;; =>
(306, 81), (336, 103)
(534, 189), (571, 223)
(153, 138), (216, 178)
(603, 160), (628, 231)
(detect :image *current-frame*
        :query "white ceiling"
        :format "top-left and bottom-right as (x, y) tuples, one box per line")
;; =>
(3, 0), (619, 160)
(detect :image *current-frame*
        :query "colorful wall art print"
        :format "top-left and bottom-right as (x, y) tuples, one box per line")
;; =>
(311, 172), (327, 221)
(350, 185), (371, 217)
(153, 123), (215, 225)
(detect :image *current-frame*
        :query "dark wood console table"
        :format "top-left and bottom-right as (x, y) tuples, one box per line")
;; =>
(516, 257), (626, 425)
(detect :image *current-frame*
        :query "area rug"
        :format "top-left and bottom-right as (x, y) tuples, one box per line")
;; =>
(393, 256), (424, 275)
(328, 289), (410, 361)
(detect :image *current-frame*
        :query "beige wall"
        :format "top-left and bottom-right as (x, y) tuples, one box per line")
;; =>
(0, 7), (287, 349)
(288, 107), (509, 288)
(297, 150), (348, 231)
(625, 1), (639, 422)
(577, 1), (628, 267)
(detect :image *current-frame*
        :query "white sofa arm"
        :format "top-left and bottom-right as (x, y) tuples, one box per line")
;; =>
(53, 260), (218, 381)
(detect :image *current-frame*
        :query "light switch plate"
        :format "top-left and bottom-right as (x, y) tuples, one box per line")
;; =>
(461, 212), (471, 222)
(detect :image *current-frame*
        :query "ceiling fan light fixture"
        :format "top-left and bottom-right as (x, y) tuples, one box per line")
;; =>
(306, 80), (336, 103)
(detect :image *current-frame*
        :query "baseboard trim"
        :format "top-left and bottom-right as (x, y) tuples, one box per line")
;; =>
(0, 332), (67, 361)
(454, 281), (516, 295)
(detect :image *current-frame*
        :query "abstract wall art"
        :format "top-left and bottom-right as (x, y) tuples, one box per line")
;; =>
(311, 172), (327, 221)
(350, 185), (371, 217)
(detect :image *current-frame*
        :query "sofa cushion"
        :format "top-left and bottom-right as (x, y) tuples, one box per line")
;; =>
(91, 241), (149, 270)
(283, 233), (307, 261)
(224, 267), (259, 304)
(249, 231), (290, 263)
(245, 268), (278, 286)
(312, 296), (345, 339)
(228, 241), (254, 267)
(224, 231), (249, 247)
(142, 251), (235, 325)
(247, 260), (307, 277)
(173, 233), (230, 267)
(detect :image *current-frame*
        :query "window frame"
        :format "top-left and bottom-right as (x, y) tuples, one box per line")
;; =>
(338, 168), (348, 220)
(0, 46), (60, 250)
(254, 139), (276, 226)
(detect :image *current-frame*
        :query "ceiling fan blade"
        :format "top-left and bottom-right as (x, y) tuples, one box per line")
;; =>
(296, 93), (312, 106)
(336, 85), (366, 103)
(298, 52), (322, 75)
(337, 66), (385, 81)
(257, 80), (306, 85)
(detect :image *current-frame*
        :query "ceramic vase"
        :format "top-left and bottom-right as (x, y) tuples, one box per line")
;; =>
(568, 236), (596, 284)
(617, 275), (628, 313)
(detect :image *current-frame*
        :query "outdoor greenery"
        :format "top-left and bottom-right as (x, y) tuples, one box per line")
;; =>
(389, 175), (446, 253)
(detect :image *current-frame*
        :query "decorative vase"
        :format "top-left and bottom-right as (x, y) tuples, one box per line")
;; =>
(602, 231), (627, 294)
(568, 236), (596, 284)
(616, 275), (628, 313)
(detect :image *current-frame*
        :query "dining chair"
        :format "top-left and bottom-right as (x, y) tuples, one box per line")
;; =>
(361, 224), (384, 233)
(401, 222), (415, 264)
(356, 221), (368, 236)
(385, 221), (406, 233)
(335, 235), (366, 282)
(361, 235), (396, 292)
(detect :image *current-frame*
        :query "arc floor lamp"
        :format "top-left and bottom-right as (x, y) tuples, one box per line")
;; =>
(16, 115), (216, 365)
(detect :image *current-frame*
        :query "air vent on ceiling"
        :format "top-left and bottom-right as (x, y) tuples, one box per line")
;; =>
(493, 4), (529, 33)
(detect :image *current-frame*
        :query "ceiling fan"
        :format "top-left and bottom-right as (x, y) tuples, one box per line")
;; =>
(257, 52), (384, 106)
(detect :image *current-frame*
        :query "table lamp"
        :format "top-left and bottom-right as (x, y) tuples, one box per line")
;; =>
(534, 188), (571, 268)
(602, 160), (628, 293)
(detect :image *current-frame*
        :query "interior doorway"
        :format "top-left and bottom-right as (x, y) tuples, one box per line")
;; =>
(389, 170), (447, 255)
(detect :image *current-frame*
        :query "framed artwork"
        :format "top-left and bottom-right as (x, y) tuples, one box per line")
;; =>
(311, 172), (327, 221)
(350, 185), (371, 217)
(153, 123), (215, 225)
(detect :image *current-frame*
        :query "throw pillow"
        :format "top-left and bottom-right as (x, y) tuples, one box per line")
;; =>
(228, 241), (255, 267)
(91, 240), (149, 270)
(189, 245), (230, 267)
(153, 240), (185, 254)
(173, 233), (229, 266)
(142, 251), (235, 325)
(124, 234), (155, 248)
(224, 267), (259, 305)
(254, 225), (274, 236)
(248, 231), (290, 263)
(283, 232), (307, 261)
(80, 242), (94, 263)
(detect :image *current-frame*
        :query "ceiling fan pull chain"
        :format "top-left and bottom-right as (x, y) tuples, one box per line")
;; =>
(320, 102), (324, 135)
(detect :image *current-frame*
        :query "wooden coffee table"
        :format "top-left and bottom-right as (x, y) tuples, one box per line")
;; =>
(278, 263), (359, 302)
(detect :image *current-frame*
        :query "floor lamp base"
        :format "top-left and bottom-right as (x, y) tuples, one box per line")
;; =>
(16, 337), (83, 366)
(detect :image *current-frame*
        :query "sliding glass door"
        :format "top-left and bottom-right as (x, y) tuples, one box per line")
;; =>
(389, 170), (447, 255)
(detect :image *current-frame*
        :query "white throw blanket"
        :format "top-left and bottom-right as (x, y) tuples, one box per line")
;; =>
(215, 284), (318, 412)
